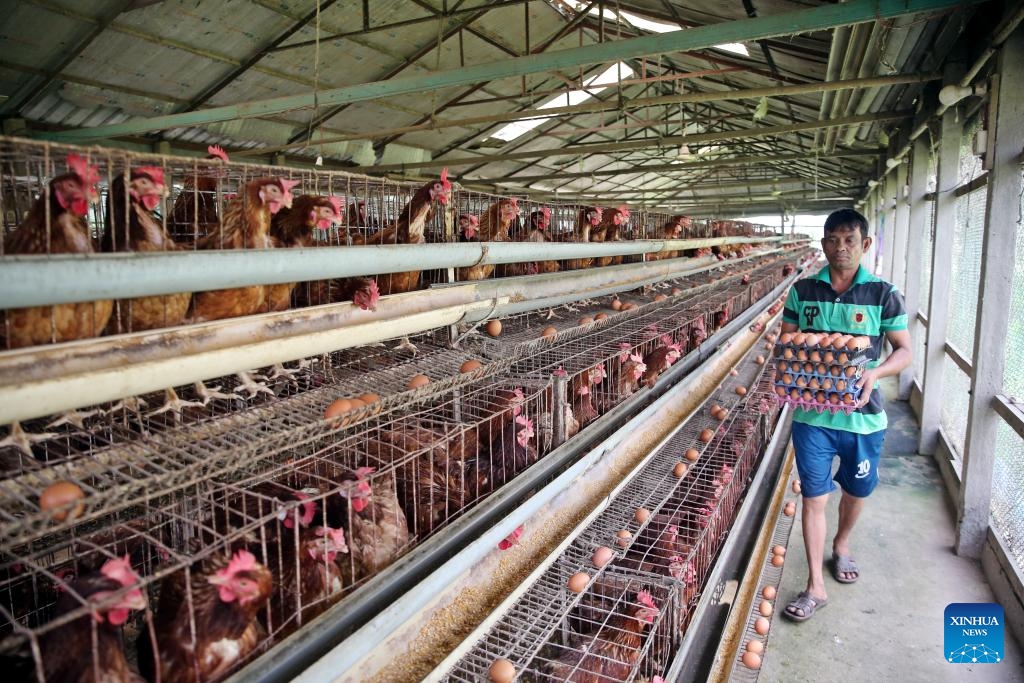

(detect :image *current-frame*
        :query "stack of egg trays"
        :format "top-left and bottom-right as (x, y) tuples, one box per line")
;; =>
(770, 340), (870, 415)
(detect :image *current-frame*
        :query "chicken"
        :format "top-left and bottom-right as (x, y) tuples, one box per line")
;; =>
(354, 170), (451, 295)
(594, 345), (646, 413)
(615, 513), (689, 575)
(457, 197), (520, 281)
(0, 556), (147, 683)
(333, 467), (412, 583)
(457, 212), (479, 241)
(543, 591), (660, 682)
(560, 206), (602, 271)
(189, 176), (298, 322)
(477, 415), (536, 493)
(267, 194), (342, 312)
(138, 549), (273, 683)
(102, 167), (193, 334)
(689, 315), (708, 347)
(712, 300), (731, 332)
(264, 525), (348, 638)
(2, 154), (112, 349)
(593, 205), (629, 267)
(169, 144), (229, 242)
(496, 207), (559, 277)
(571, 363), (606, 427)
(649, 215), (689, 260)
(640, 336), (683, 388)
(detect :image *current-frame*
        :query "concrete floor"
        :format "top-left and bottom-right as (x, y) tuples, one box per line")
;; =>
(759, 379), (1024, 682)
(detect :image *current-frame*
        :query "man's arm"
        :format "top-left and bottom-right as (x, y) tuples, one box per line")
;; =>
(781, 321), (799, 335)
(855, 328), (912, 407)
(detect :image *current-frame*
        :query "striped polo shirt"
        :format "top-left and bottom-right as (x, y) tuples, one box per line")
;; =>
(782, 264), (908, 434)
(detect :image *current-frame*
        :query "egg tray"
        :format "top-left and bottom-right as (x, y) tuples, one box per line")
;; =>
(771, 343), (871, 366)
(773, 394), (860, 415)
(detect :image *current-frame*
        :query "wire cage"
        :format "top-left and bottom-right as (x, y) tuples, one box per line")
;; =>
(445, 569), (678, 683)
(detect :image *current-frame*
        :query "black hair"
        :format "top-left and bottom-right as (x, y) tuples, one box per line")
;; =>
(823, 208), (869, 239)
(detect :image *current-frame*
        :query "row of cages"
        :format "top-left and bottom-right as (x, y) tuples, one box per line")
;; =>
(0, 252), (806, 683)
(0, 136), (785, 349)
(442, 325), (785, 682)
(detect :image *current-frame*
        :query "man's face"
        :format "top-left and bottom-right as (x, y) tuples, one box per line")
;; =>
(821, 225), (870, 269)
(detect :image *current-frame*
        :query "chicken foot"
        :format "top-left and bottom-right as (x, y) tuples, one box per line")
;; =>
(235, 371), (275, 399)
(193, 381), (242, 405)
(0, 422), (59, 456)
(148, 387), (205, 418)
(45, 409), (101, 430)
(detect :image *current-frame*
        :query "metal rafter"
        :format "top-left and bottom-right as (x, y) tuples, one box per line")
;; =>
(40, 0), (976, 143)
(2, 0), (134, 116)
(179, 0), (341, 113)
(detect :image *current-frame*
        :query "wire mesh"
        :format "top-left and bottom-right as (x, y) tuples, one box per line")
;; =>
(1001, 167), (1024, 401)
(441, 322), (784, 682)
(948, 185), (986, 355)
(992, 420), (1024, 570)
(939, 357), (972, 460)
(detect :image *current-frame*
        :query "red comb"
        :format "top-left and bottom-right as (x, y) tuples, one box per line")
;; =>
(66, 154), (100, 187)
(355, 466), (376, 479)
(100, 555), (139, 587)
(328, 196), (344, 217)
(541, 207), (551, 220)
(637, 590), (657, 609)
(279, 178), (300, 193)
(134, 166), (165, 187)
(440, 167), (450, 188)
(207, 145), (229, 162)
(226, 549), (257, 575)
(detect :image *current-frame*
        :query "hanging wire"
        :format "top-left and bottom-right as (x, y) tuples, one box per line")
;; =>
(303, 0), (323, 164)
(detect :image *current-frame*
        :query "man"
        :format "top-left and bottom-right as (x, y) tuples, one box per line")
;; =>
(780, 208), (912, 622)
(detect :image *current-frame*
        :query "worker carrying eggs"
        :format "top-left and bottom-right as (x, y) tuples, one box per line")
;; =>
(779, 208), (912, 623)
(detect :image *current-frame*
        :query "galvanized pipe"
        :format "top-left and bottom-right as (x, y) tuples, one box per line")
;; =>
(0, 236), (775, 309)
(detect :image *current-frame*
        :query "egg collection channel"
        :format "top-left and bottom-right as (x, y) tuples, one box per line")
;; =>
(770, 331), (871, 414)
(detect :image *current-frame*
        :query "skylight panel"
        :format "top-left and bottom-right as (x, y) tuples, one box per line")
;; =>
(489, 63), (634, 142)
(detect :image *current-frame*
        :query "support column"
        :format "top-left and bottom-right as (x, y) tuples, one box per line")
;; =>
(890, 161), (910, 291)
(957, 29), (1024, 557)
(919, 63), (964, 456)
(899, 136), (930, 400)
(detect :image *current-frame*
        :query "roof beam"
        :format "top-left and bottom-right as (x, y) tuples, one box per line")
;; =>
(40, 0), (978, 142)
(2, 1), (134, 116)
(180, 0), (341, 113)
(360, 110), (909, 172)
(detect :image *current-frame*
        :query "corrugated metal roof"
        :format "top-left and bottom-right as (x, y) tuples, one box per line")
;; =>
(0, 0), (997, 212)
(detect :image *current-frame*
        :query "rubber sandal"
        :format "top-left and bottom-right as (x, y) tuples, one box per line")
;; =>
(783, 591), (828, 622)
(831, 552), (860, 584)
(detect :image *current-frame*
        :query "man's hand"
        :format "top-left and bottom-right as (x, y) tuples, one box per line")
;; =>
(855, 367), (878, 408)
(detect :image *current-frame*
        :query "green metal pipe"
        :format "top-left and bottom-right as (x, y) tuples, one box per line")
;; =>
(39, 0), (979, 142)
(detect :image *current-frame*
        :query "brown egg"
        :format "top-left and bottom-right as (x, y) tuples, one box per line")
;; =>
(783, 502), (796, 517)
(594, 312), (609, 321)
(592, 546), (614, 568)
(673, 461), (688, 477)
(742, 651), (762, 669)
(460, 359), (483, 373)
(801, 389), (814, 401)
(830, 365), (842, 377)
(541, 326), (558, 338)
(685, 447), (701, 462)
(772, 545), (786, 556)
(756, 355), (765, 365)
(821, 378), (834, 391)
(407, 374), (431, 389)
(777, 361), (789, 372)
(567, 572), (590, 593)
(324, 398), (353, 421)
(789, 388), (801, 400)
(615, 530), (633, 547)
(671, 287), (683, 296)
(795, 376), (807, 388)
(762, 585), (777, 600)
(815, 390), (827, 403)
(796, 349), (808, 361)
(845, 337), (859, 351)
(835, 379), (847, 391)
(759, 600), (774, 617)
(654, 294), (668, 302)
(855, 335), (872, 350)
(485, 320), (503, 337)
(699, 429), (714, 443)
(803, 333), (820, 346)
(634, 507), (651, 523)
(771, 553), (786, 566)
(621, 302), (636, 311)
(781, 374), (793, 385)
(610, 299), (623, 310)
(718, 409), (729, 420)
(746, 638), (765, 655)
(842, 393), (855, 405)
(837, 352), (850, 364)
(782, 348), (794, 360)
(766, 333), (777, 343)
(490, 658), (516, 683)
(828, 393), (841, 405)
(808, 377), (820, 390)
(710, 404), (723, 417)
(775, 385), (787, 397)
(754, 617), (771, 635)
(779, 332), (794, 344)
(40, 481), (85, 522)
(809, 350), (822, 362)
(358, 392), (380, 404)
(823, 351), (835, 364)
(578, 316), (594, 325)
(844, 365), (858, 378)
(791, 480), (802, 494)
(735, 386), (748, 396)
(730, 369), (739, 377)
(792, 332), (806, 345)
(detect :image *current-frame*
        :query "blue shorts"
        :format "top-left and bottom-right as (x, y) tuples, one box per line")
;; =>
(791, 422), (885, 498)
